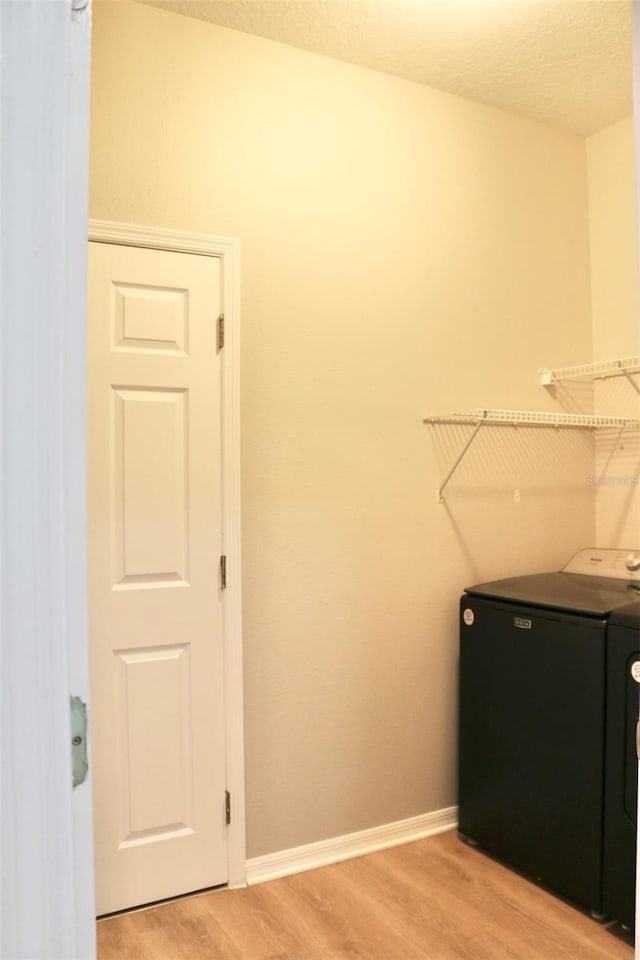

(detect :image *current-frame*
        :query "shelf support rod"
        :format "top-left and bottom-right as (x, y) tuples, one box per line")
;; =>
(437, 416), (486, 503)
(623, 370), (640, 396)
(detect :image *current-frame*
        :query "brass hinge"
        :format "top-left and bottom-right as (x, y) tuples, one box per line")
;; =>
(217, 313), (225, 350)
(220, 555), (227, 590)
(225, 790), (231, 825)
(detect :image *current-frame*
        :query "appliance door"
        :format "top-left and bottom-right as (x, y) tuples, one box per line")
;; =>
(458, 596), (606, 914)
(603, 626), (640, 930)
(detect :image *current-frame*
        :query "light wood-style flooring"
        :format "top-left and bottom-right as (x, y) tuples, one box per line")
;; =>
(97, 829), (633, 960)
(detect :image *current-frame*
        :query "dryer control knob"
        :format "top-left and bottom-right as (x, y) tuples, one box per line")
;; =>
(626, 552), (640, 572)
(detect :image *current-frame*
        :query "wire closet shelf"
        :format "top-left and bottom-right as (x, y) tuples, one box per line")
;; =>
(539, 356), (640, 385)
(424, 356), (640, 502)
(423, 408), (640, 429)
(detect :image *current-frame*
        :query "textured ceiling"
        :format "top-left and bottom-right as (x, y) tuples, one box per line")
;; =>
(136, 0), (632, 135)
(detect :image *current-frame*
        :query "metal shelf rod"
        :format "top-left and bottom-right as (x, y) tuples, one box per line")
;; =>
(623, 370), (640, 397)
(434, 416), (486, 503)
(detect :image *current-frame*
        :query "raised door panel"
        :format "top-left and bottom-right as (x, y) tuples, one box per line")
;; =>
(112, 387), (189, 587)
(116, 644), (193, 843)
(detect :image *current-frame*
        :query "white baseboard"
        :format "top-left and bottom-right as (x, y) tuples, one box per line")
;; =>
(246, 806), (458, 886)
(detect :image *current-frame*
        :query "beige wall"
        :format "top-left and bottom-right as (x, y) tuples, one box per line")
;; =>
(586, 116), (640, 548)
(588, 116), (639, 360)
(90, 0), (596, 859)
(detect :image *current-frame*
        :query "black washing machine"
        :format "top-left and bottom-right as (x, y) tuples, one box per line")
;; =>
(458, 548), (640, 920)
(603, 601), (640, 931)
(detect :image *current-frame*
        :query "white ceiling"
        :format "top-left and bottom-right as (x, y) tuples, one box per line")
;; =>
(137, 0), (633, 135)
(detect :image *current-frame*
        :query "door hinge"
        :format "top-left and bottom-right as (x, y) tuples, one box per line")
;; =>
(220, 555), (227, 589)
(217, 313), (225, 350)
(225, 790), (231, 825)
(70, 696), (88, 788)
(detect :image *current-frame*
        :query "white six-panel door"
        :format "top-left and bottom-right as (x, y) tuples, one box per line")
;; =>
(88, 241), (228, 915)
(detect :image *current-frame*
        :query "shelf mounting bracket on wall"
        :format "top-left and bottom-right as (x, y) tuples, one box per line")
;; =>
(426, 413), (487, 503)
(622, 370), (640, 396)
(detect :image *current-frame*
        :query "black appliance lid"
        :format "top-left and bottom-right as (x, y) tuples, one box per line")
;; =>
(464, 572), (640, 617)
(608, 602), (640, 628)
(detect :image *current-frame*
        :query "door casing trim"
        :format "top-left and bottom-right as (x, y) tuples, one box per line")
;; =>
(88, 219), (246, 888)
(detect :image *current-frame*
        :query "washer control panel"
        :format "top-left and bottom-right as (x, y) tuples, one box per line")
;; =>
(563, 548), (640, 581)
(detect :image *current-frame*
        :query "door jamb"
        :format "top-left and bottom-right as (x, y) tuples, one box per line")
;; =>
(88, 219), (246, 887)
(1, 3), (95, 957)
(632, 4), (640, 957)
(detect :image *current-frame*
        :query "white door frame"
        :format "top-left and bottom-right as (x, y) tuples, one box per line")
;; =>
(633, 3), (640, 958)
(88, 219), (246, 889)
(1, 1), (95, 958)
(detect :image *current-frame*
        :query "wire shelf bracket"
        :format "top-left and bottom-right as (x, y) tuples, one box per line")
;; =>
(428, 415), (485, 503)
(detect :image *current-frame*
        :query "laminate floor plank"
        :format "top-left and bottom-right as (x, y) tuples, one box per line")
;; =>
(375, 835), (625, 960)
(266, 864), (430, 960)
(96, 912), (151, 960)
(144, 916), (240, 960)
(325, 852), (497, 960)
(336, 849), (553, 960)
(377, 839), (567, 956)
(97, 829), (634, 960)
(203, 883), (320, 960)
